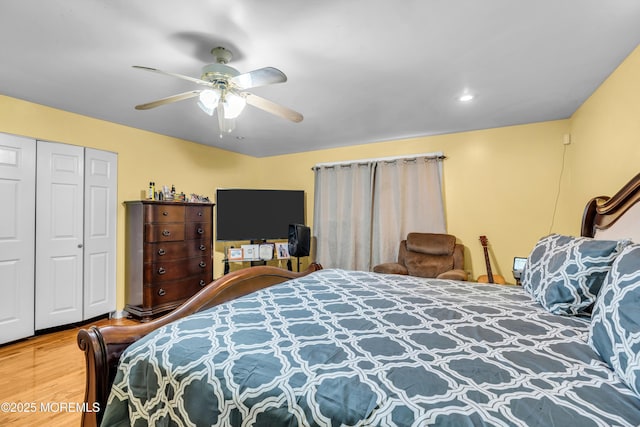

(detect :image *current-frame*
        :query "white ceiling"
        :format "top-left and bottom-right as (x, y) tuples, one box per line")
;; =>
(1, 1), (639, 158)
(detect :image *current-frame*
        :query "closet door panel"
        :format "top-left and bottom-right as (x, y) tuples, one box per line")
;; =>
(0, 134), (35, 344)
(36, 141), (84, 329)
(83, 148), (117, 319)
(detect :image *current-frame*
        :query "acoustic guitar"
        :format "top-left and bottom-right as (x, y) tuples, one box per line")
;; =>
(477, 235), (506, 284)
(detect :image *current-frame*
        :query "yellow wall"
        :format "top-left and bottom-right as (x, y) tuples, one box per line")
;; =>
(554, 44), (640, 234)
(1, 43), (638, 311)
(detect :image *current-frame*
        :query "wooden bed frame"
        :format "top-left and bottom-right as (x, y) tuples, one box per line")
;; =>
(77, 173), (640, 427)
(582, 172), (640, 241)
(77, 263), (322, 427)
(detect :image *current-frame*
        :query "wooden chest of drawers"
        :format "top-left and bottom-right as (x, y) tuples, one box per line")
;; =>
(124, 201), (214, 320)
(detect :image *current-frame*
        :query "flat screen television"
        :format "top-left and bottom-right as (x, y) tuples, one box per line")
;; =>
(216, 189), (305, 241)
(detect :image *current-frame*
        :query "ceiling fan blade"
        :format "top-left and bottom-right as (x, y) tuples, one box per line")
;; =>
(135, 90), (201, 110)
(133, 65), (213, 87)
(230, 67), (287, 90)
(245, 93), (303, 123)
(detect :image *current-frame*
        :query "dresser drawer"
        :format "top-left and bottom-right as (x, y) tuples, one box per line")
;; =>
(143, 274), (212, 308)
(145, 223), (185, 242)
(186, 205), (212, 223)
(145, 205), (185, 223)
(144, 240), (211, 262)
(144, 241), (187, 262)
(185, 222), (212, 240)
(144, 257), (211, 282)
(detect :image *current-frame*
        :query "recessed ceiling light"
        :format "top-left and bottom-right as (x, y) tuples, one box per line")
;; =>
(458, 93), (474, 102)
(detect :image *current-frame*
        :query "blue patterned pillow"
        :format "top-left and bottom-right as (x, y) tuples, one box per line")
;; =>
(521, 234), (629, 315)
(589, 244), (640, 395)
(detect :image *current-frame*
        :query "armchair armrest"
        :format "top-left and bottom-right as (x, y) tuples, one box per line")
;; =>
(373, 263), (409, 275)
(436, 269), (468, 281)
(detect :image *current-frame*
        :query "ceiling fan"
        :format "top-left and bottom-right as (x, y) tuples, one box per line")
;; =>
(133, 47), (303, 133)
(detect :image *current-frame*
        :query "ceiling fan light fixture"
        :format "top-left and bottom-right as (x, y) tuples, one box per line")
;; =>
(222, 93), (246, 119)
(197, 89), (220, 116)
(199, 89), (220, 108)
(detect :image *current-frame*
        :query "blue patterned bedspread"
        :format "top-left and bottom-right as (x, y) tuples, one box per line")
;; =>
(102, 269), (640, 426)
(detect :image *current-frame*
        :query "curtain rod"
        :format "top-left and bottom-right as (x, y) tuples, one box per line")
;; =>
(311, 151), (445, 170)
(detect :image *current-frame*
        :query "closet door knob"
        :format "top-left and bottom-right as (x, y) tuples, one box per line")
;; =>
(77, 244), (84, 248)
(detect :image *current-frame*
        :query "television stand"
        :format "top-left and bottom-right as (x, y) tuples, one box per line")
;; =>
(222, 241), (285, 275)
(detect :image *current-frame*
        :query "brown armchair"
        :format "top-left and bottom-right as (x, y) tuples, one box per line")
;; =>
(373, 232), (468, 281)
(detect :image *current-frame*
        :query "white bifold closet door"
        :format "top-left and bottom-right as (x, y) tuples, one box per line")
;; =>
(0, 134), (36, 344)
(36, 141), (85, 328)
(83, 148), (117, 319)
(35, 141), (117, 330)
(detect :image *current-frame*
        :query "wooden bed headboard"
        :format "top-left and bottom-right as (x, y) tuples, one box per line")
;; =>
(581, 172), (640, 242)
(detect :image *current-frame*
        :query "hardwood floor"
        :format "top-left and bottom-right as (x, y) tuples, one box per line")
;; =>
(0, 317), (136, 426)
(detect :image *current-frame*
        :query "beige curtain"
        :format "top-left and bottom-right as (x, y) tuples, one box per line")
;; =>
(371, 156), (445, 267)
(313, 162), (374, 270)
(313, 153), (445, 270)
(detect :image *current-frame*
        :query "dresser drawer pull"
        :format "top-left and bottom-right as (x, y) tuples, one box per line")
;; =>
(199, 244), (206, 251)
(162, 230), (171, 237)
(200, 280), (206, 287)
(158, 288), (166, 296)
(162, 211), (169, 216)
(157, 248), (166, 256)
(199, 261), (206, 268)
(197, 228), (204, 235)
(197, 211), (203, 216)
(158, 267), (166, 275)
